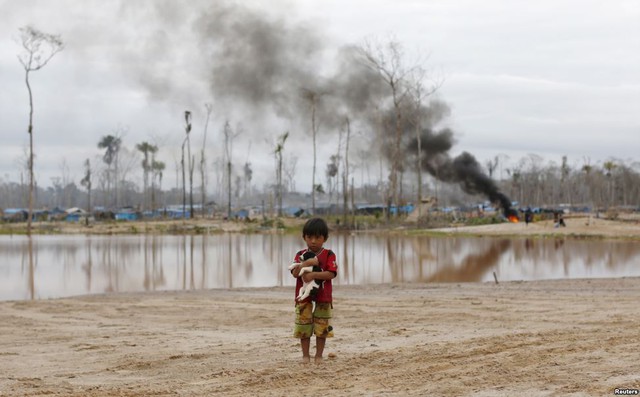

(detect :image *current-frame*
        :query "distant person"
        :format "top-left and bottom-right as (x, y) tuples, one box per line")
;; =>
(289, 217), (338, 364)
(554, 211), (567, 228)
(558, 212), (566, 227)
(524, 208), (533, 226)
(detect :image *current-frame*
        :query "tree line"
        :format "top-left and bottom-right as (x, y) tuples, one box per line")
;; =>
(2, 146), (638, 216)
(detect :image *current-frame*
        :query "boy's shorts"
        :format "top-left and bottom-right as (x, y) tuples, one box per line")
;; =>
(293, 301), (334, 339)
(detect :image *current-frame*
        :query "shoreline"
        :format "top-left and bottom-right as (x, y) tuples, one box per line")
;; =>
(2, 213), (639, 241)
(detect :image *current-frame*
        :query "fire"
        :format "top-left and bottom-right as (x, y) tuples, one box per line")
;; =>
(508, 215), (519, 223)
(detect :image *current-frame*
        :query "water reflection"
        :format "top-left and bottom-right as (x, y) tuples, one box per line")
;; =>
(427, 239), (511, 282)
(1, 234), (639, 301)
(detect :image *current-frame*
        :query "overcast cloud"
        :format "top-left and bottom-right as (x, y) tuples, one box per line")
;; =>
(0, 0), (638, 193)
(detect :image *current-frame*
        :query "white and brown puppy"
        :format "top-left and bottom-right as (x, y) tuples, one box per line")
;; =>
(289, 251), (322, 301)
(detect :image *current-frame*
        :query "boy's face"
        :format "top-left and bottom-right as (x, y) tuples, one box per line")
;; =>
(303, 234), (326, 253)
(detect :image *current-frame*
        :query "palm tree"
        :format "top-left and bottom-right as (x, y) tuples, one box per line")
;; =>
(136, 141), (158, 210)
(151, 160), (165, 212)
(98, 135), (122, 208)
(560, 155), (571, 204)
(581, 162), (593, 210)
(603, 160), (617, 209)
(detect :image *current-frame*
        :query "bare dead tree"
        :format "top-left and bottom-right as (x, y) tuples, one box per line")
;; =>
(283, 155), (298, 193)
(15, 147), (30, 206)
(409, 70), (441, 218)
(173, 156), (180, 202)
(113, 127), (127, 209)
(222, 121), (240, 219)
(323, 125), (344, 214)
(17, 26), (63, 234)
(80, 159), (92, 212)
(115, 145), (139, 205)
(188, 115), (195, 219)
(342, 117), (352, 224)
(58, 158), (72, 208)
(485, 156), (499, 179)
(200, 103), (213, 217)
(242, 141), (253, 201)
(326, 155), (339, 205)
(332, 123), (343, 208)
(243, 161), (253, 199)
(301, 88), (327, 215)
(274, 132), (289, 217)
(358, 38), (413, 218)
(182, 111), (192, 219)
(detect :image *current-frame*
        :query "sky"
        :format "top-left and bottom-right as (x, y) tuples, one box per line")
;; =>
(1, 0), (639, 194)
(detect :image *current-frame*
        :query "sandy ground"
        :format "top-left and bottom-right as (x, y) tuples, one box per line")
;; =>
(1, 279), (640, 396)
(1, 216), (639, 396)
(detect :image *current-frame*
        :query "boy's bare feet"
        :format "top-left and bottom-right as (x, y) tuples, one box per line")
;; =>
(314, 356), (323, 364)
(301, 356), (311, 364)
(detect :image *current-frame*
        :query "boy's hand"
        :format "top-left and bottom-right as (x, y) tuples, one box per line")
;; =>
(291, 264), (302, 278)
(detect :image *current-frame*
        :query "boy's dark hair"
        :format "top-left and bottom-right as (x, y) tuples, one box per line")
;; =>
(302, 217), (329, 239)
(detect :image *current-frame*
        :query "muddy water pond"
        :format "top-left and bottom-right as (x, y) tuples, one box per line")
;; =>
(1, 234), (639, 301)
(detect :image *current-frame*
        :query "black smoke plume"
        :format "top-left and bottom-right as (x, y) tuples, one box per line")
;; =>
(409, 127), (516, 217)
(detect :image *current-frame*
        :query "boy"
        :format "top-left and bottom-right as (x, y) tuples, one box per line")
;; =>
(290, 217), (338, 364)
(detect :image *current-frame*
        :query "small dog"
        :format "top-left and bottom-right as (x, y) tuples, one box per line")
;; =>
(288, 251), (322, 301)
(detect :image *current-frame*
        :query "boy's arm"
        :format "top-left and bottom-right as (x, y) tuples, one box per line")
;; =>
(303, 250), (338, 282)
(301, 270), (336, 283)
(291, 257), (319, 278)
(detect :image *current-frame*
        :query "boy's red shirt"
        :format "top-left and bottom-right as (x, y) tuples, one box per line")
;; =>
(293, 248), (338, 304)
